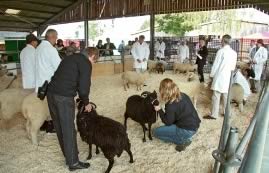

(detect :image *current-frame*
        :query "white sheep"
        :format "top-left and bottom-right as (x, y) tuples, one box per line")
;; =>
(187, 72), (198, 82)
(173, 62), (197, 74)
(21, 92), (50, 145)
(203, 82), (245, 112)
(0, 89), (32, 127)
(147, 60), (158, 73)
(0, 74), (23, 92)
(0, 65), (8, 77)
(175, 81), (202, 109)
(122, 71), (149, 91)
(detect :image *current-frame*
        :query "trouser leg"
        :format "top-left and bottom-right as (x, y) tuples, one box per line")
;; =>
(211, 91), (221, 118)
(255, 80), (261, 92)
(56, 96), (79, 166)
(222, 93), (228, 115)
(249, 79), (255, 90)
(47, 92), (65, 156)
(198, 64), (204, 83)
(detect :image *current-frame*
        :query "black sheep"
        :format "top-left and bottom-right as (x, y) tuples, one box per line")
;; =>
(124, 91), (159, 142)
(76, 100), (134, 173)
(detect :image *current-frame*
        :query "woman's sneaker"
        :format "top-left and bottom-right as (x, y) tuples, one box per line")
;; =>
(175, 141), (192, 152)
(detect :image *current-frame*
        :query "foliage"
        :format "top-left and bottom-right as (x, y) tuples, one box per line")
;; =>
(155, 14), (193, 36)
(88, 21), (104, 41)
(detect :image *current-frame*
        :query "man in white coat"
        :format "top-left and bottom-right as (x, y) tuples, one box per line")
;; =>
(35, 29), (61, 92)
(20, 34), (39, 90)
(155, 39), (166, 60)
(178, 41), (189, 63)
(250, 39), (268, 93)
(131, 35), (150, 73)
(204, 35), (237, 120)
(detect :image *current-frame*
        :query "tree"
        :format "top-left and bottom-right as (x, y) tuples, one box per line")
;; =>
(140, 20), (150, 30)
(88, 21), (104, 41)
(156, 14), (193, 36)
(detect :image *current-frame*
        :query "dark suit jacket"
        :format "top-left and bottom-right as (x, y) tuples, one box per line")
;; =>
(196, 45), (208, 65)
(103, 43), (116, 56)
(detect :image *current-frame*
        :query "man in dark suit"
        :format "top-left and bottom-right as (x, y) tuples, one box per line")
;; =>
(47, 47), (98, 171)
(103, 37), (116, 56)
(196, 38), (208, 83)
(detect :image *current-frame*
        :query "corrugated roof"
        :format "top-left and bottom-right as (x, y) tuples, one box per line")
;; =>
(0, 0), (268, 32)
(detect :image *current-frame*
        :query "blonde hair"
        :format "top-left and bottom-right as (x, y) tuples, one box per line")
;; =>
(159, 78), (181, 103)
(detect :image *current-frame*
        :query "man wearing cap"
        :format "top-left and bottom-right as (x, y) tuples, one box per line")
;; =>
(250, 39), (268, 93)
(20, 34), (39, 90)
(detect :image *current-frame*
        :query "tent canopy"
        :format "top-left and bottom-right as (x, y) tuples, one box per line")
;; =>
(244, 32), (269, 39)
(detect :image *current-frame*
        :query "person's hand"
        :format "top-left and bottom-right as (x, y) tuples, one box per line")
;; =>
(143, 58), (147, 62)
(154, 105), (161, 111)
(252, 60), (257, 64)
(84, 103), (93, 112)
(137, 59), (141, 63)
(158, 50), (162, 53)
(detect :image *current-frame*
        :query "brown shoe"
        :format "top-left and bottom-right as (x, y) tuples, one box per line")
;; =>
(203, 115), (216, 120)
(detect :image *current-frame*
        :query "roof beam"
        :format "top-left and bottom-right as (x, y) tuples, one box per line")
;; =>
(0, 4), (59, 14)
(0, 27), (32, 32)
(41, 0), (84, 26)
(0, 15), (45, 23)
(0, 9), (37, 27)
(0, 1), (63, 13)
(0, 0), (69, 8)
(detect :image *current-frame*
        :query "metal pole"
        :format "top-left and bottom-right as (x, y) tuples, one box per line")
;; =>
(223, 127), (239, 173)
(239, 84), (269, 173)
(150, 0), (155, 60)
(236, 69), (268, 157)
(213, 71), (234, 173)
(84, 0), (89, 48)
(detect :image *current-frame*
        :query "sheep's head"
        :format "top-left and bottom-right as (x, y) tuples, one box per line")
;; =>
(141, 90), (159, 106)
(76, 98), (97, 115)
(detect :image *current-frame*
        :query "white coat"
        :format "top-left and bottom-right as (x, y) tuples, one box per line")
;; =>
(210, 45), (237, 93)
(232, 69), (251, 99)
(155, 41), (165, 59)
(178, 45), (189, 63)
(20, 44), (36, 89)
(131, 42), (150, 69)
(252, 46), (268, 81)
(35, 40), (61, 92)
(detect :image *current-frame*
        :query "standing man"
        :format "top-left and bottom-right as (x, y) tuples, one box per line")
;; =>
(103, 38), (116, 56)
(20, 34), (39, 90)
(203, 34), (237, 120)
(35, 29), (61, 92)
(196, 38), (208, 83)
(131, 35), (150, 73)
(155, 38), (166, 60)
(178, 41), (189, 63)
(47, 47), (98, 171)
(249, 40), (256, 60)
(250, 39), (268, 93)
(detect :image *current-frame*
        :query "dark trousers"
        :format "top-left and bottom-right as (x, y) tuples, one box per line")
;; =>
(47, 92), (78, 166)
(198, 63), (205, 83)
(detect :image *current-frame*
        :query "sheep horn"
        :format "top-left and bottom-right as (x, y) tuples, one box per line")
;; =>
(141, 91), (151, 98)
(89, 102), (97, 109)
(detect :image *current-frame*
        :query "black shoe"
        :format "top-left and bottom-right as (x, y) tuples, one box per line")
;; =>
(175, 141), (192, 152)
(203, 115), (216, 120)
(143, 84), (147, 87)
(243, 100), (247, 106)
(69, 161), (90, 171)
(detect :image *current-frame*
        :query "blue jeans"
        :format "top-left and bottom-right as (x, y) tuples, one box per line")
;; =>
(154, 125), (196, 145)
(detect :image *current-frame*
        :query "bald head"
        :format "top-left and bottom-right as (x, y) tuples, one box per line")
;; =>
(45, 29), (58, 45)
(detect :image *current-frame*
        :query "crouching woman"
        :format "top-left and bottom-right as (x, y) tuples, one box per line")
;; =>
(153, 78), (201, 152)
